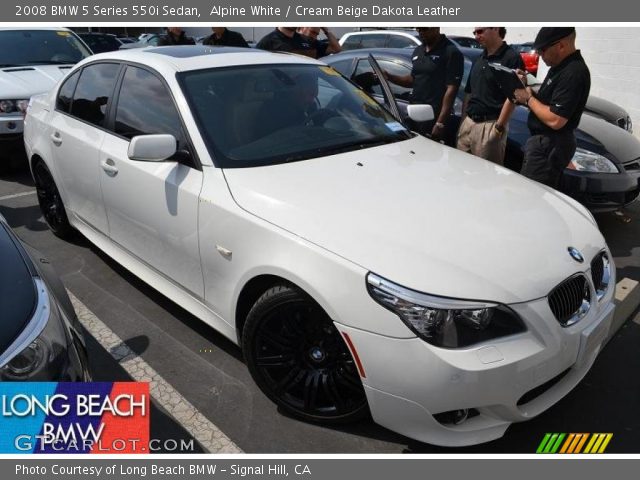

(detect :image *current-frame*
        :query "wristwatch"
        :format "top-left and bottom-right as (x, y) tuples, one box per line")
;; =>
(494, 124), (505, 136)
(434, 122), (445, 129)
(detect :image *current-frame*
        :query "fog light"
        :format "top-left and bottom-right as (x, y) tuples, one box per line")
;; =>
(434, 409), (469, 425)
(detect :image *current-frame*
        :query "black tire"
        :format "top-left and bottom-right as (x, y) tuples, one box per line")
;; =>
(32, 161), (74, 239)
(243, 284), (369, 424)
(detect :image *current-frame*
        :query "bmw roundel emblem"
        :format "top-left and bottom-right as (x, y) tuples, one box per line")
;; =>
(568, 247), (584, 263)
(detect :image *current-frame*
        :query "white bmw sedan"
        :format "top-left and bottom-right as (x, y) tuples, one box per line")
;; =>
(24, 46), (615, 447)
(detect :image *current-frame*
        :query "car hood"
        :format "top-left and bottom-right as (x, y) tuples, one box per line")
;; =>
(224, 136), (606, 304)
(575, 114), (640, 164)
(585, 95), (627, 124)
(0, 64), (73, 98)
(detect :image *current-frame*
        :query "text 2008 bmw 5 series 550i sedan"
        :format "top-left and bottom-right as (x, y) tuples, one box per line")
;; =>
(24, 46), (614, 446)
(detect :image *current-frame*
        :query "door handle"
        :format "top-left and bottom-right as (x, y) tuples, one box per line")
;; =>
(100, 159), (118, 176)
(50, 132), (62, 146)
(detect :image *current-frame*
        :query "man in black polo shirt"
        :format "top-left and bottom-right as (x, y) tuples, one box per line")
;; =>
(457, 27), (524, 165)
(385, 27), (463, 143)
(256, 27), (314, 58)
(157, 27), (195, 46)
(297, 27), (342, 59)
(514, 27), (590, 189)
(203, 27), (249, 48)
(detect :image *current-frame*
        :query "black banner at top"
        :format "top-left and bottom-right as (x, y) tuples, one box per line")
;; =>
(6, 0), (640, 22)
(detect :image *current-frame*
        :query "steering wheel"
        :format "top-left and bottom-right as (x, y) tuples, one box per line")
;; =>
(305, 108), (339, 126)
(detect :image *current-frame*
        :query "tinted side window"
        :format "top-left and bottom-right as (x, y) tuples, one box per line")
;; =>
(56, 70), (80, 113)
(341, 36), (362, 51)
(70, 63), (120, 127)
(328, 59), (353, 77)
(387, 35), (416, 48)
(80, 35), (121, 53)
(354, 59), (412, 100)
(360, 34), (388, 49)
(378, 60), (413, 100)
(115, 66), (190, 157)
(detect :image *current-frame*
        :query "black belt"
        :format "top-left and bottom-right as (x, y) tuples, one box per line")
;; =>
(468, 113), (499, 123)
(530, 129), (575, 138)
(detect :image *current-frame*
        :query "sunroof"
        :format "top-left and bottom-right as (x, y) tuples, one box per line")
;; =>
(147, 45), (259, 58)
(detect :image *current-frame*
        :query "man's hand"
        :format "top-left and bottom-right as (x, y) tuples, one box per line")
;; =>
(431, 122), (445, 141)
(513, 86), (533, 106)
(515, 68), (528, 86)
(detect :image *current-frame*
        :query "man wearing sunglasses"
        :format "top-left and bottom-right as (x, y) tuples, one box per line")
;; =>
(457, 27), (524, 165)
(513, 27), (590, 190)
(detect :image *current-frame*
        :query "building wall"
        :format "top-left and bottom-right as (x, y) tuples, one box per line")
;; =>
(442, 27), (640, 138)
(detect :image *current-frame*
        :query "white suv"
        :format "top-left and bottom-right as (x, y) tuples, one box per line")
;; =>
(339, 30), (421, 50)
(0, 27), (90, 169)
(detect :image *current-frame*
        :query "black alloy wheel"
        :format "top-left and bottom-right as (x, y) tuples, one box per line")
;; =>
(33, 161), (73, 239)
(243, 285), (368, 423)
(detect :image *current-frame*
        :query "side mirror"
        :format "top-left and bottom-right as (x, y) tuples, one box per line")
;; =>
(128, 134), (177, 162)
(407, 104), (434, 123)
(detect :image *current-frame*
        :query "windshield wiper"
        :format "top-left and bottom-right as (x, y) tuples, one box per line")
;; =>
(0, 64), (24, 68)
(318, 135), (408, 157)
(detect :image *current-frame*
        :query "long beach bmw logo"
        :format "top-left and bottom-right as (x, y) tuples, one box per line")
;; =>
(568, 247), (584, 263)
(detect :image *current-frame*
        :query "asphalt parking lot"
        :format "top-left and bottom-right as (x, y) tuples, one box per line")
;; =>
(1, 165), (639, 454)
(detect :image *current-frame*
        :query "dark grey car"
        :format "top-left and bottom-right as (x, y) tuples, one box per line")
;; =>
(0, 213), (90, 381)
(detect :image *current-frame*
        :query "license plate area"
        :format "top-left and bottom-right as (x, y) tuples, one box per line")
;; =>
(575, 312), (612, 368)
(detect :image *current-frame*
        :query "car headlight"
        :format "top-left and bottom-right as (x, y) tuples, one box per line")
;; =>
(0, 279), (69, 380)
(0, 99), (30, 115)
(367, 273), (526, 348)
(567, 148), (619, 173)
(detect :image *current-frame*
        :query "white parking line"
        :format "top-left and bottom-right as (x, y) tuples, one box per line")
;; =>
(0, 190), (36, 201)
(67, 291), (243, 454)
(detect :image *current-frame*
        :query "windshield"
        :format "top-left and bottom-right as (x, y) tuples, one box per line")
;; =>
(0, 30), (91, 66)
(180, 64), (412, 168)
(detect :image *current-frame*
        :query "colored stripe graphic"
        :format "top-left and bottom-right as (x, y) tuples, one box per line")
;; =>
(559, 433), (575, 453)
(536, 433), (552, 453)
(537, 433), (613, 453)
(574, 433), (589, 453)
(0, 382), (150, 454)
(537, 433), (566, 453)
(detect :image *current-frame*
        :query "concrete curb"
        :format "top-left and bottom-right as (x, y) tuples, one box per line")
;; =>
(606, 277), (640, 343)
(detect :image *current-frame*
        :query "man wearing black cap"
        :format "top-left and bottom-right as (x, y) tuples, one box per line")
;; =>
(384, 27), (463, 143)
(514, 27), (590, 189)
(457, 27), (524, 165)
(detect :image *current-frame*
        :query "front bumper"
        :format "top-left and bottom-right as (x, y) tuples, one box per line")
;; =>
(337, 285), (615, 447)
(561, 168), (640, 212)
(0, 115), (24, 137)
(0, 120), (26, 166)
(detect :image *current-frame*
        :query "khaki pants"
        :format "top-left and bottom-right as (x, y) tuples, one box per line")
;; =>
(456, 116), (508, 166)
